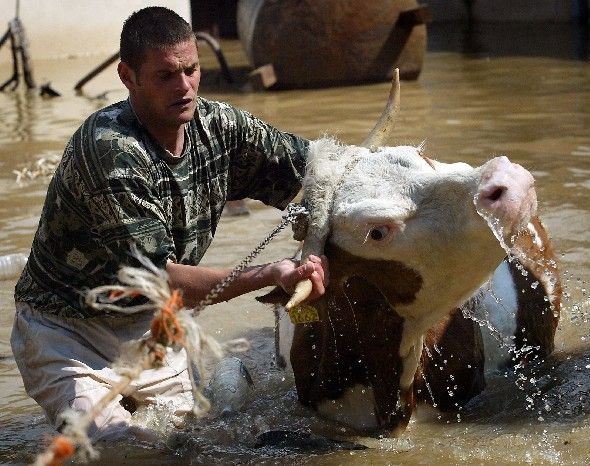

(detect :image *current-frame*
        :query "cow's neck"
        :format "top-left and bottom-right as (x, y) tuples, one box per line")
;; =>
(291, 243), (423, 433)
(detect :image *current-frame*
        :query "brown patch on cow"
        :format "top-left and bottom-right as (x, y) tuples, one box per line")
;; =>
(325, 243), (423, 309)
(509, 217), (561, 363)
(290, 242), (423, 434)
(415, 307), (486, 410)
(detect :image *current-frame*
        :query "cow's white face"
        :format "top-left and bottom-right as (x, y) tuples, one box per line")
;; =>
(306, 138), (536, 365)
(331, 145), (497, 319)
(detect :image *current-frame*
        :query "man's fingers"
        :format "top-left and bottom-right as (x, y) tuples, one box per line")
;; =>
(297, 259), (324, 282)
(307, 270), (325, 299)
(292, 255), (329, 302)
(306, 255), (329, 286)
(296, 261), (314, 279)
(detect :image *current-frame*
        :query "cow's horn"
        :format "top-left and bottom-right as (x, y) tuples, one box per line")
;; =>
(361, 68), (400, 150)
(286, 73), (400, 310)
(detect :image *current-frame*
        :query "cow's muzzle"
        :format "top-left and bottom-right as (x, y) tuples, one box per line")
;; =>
(475, 156), (537, 240)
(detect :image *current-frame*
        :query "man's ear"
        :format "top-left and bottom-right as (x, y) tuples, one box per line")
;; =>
(118, 61), (138, 91)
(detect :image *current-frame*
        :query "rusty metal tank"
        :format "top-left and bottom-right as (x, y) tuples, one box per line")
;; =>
(237, 0), (428, 89)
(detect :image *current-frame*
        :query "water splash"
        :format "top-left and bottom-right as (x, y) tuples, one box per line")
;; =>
(419, 346), (438, 410)
(473, 197), (516, 259)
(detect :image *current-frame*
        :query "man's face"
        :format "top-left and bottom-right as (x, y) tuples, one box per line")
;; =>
(124, 39), (201, 130)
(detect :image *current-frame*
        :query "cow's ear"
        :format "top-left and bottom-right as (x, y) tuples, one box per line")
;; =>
(256, 287), (290, 305)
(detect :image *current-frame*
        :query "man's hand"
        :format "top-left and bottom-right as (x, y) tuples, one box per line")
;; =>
(167, 254), (329, 307)
(272, 254), (329, 303)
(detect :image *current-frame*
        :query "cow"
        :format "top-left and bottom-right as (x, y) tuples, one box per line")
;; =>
(259, 71), (561, 435)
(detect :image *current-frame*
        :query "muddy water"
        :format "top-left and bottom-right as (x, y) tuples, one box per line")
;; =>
(1, 31), (589, 465)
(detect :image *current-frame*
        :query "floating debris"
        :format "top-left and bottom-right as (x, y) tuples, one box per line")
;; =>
(13, 154), (60, 184)
(39, 82), (61, 98)
(0, 252), (28, 280)
(207, 356), (254, 417)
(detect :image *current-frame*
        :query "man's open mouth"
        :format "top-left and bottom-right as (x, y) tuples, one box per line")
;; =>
(172, 97), (193, 107)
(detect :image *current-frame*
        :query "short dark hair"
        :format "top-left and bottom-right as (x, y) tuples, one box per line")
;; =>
(120, 6), (196, 72)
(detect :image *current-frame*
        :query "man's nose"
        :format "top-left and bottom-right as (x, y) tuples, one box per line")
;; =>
(177, 73), (192, 92)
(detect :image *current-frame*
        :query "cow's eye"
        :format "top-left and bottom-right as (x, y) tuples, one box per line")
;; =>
(369, 225), (390, 241)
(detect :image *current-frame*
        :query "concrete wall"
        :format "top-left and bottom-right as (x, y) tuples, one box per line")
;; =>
(0, 0), (190, 63)
(427, 0), (576, 22)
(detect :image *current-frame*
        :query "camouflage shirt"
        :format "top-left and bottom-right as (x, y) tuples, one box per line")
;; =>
(15, 97), (308, 318)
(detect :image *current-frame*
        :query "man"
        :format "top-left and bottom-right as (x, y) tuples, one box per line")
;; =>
(11, 7), (327, 441)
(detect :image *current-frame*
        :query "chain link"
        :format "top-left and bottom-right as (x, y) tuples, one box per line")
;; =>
(191, 203), (309, 314)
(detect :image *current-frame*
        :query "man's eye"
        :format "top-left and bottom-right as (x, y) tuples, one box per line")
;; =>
(185, 66), (198, 76)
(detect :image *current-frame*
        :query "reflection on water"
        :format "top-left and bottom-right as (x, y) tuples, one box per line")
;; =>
(0, 23), (589, 465)
(429, 21), (590, 61)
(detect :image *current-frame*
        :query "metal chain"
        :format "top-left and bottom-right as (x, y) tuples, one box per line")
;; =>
(191, 203), (309, 314)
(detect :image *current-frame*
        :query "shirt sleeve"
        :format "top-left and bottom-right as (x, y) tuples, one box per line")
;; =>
(221, 103), (310, 209)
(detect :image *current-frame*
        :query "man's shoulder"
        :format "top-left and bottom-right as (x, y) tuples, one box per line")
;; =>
(195, 97), (266, 141)
(84, 100), (137, 140)
(64, 100), (150, 178)
(195, 96), (240, 118)
(77, 100), (146, 156)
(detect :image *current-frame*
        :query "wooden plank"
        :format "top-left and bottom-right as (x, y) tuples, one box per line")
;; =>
(74, 51), (120, 91)
(13, 19), (36, 89)
(396, 6), (432, 28)
(248, 64), (276, 91)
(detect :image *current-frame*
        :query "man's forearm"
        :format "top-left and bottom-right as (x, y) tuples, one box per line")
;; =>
(166, 261), (277, 307)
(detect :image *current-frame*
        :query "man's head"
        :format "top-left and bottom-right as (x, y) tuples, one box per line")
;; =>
(118, 7), (200, 136)
(120, 6), (195, 75)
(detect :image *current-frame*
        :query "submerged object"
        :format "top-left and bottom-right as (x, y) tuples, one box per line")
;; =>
(255, 430), (367, 453)
(0, 253), (28, 280)
(39, 82), (61, 98)
(237, 0), (429, 89)
(207, 357), (253, 417)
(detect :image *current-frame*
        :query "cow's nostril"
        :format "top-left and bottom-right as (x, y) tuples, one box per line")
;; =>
(487, 187), (505, 202)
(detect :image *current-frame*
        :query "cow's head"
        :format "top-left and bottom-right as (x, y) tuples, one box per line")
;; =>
(268, 70), (537, 435)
